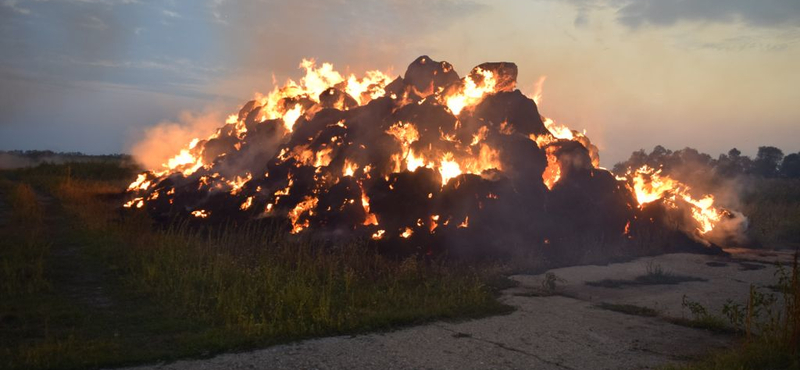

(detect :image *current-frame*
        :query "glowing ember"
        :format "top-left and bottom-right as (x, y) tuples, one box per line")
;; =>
(542, 146), (562, 190)
(128, 173), (151, 191)
(228, 173), (252, 195)
(288, 197), (318, 234)
(361, 192), (378, 226)
(343, 160), (358, 177)
(240, 196), (254, 210)
(439, 153), (462, 185)
(123, 197), (144, 209)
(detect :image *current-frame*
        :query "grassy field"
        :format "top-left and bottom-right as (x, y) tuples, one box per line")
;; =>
(741, 178), (800, 248)
(2, 159), (798, 370)
(0, 161), (512, 370)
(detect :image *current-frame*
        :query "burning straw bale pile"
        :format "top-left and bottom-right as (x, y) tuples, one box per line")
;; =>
(124, 56), (745, 262)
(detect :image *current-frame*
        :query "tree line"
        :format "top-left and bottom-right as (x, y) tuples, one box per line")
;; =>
(613, 146), (800, 179)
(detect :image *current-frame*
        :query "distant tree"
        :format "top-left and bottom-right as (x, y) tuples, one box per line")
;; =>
(644, 145), (673, 169)
(676, 147), (712, 167)
(613, 149), (648, 174)
(781, 153), (800, 178)
(752, 146), (784, 178)
(651, 145), (672, 159)
(716, 147), (752, 177)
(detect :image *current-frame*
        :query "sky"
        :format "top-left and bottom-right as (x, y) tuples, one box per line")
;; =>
(1, 0), (798, 167)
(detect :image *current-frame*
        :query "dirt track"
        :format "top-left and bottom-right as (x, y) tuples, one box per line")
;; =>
(123, 250), (793, 370)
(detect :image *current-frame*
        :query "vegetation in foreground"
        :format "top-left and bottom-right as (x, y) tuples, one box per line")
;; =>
(593, 302), (659, 317)
(0, 160), (511, 370)
(585, 262), (707, 288)
(587, 258), (799, 369)
(666, 254), (800, 370)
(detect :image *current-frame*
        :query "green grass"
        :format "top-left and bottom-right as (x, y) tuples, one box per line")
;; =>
(586, 263), (706, 288)
(662, 340), (799, 370)
(666, 316), (732, 334)
(0, 181), (50, 298)
(594, 302), (659, 317)
(593, 302), (731, 333)
(593, 301), (734, 333)
(5, 159), (796, 370)
(0, 162), (512, 370)
(666, 256), (800, 370)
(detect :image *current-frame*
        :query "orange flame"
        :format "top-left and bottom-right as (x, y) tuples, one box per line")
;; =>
(625, 166), (724, 235)
(289, 197), (318, 234)
(444, 68), (496, 115)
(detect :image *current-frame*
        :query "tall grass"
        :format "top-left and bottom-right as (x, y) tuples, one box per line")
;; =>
(53, 177), (507, 335)
(0, 182), (50, 297)
(9, 182), (43, 223)
(111, 225), (501, 339)
(1, 169), (509, 370)
(666, 253), (800, 370)
(742, 179), (800, 248)
(63, 183), (508, 340)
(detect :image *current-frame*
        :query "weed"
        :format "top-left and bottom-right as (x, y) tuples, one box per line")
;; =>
(673, 295), (731, 333)
(667, 252), (800, 370)
(585, 264), (705, 288)
(668, 316), (731, 333)
(594, 302), (659, 317)
(722, 299), (745, 331)
(682, 294), (708, 318)
(541, 272), (566, 293)
(738, 262), (766, 271)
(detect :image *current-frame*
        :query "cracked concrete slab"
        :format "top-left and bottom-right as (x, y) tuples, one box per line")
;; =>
(512, 251), (791, 319)
(123, 250), (794, 370)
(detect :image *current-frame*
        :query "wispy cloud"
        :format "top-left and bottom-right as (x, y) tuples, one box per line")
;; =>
(2, 0), (31, 15)
(59, 55), (226, 78)
(557, 0), (800, 51)
(559, 0), (800, 29)
(615, 0), (800, 29)
(672, 28), (800, 52)
(82, 15), (109, 30)
(45, 0), (141, 5)
(162, 9), (181, 18)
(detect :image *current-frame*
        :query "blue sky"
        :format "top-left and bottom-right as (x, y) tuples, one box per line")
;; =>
(1, 0), (799, 166)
